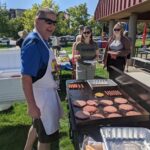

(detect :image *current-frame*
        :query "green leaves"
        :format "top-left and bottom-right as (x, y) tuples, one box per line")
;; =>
(0, 9), (9, 36)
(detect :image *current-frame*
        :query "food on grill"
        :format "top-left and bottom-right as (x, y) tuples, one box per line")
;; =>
(75, 110), (90, 119)
(87, 100), (98, 106)
(139, 93), (149, 101)
(95, 92), (104, 97)
(126, 111), (142, 116)
(114, 97), (128, 104)
(85, 145), (95, 150)
(103, 106), (118, 113)
(99, 100), (113, 106)
(146, 101), (150, 105)
(91, 113), (104, 119)
(107, 113), (122, 118)
(104, 90), (122, 96)
(73, 100), (87, 107)
(81, 84), (84, 88)
(85, 144), (103, 150)
(68, 83), (84, 89)
(83, 105), (97, 113)
(119, 104), (134, 111)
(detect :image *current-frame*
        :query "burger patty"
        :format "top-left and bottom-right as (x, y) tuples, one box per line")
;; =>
(75, 110), (90, 119)
(119, 104), (134, 111)
(95, 92), (104, 97)
(126, 111), (142, 116)
(83, 105), (97, 113)
(99, 100), (113, 106)
(90, 113), (104, 119)
(103, 106), (118, 113)
(107, 113), (122, 118)
(86, 100), (98, 106)
(73, 100), (87, 107)
(114, 97), (128, 104)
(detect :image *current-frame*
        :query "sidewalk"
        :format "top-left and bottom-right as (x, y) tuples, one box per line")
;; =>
(125, 66), (150, 88)
(0, 46), (20, 52)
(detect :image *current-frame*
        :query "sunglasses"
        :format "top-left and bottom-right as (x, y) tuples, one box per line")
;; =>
(83, 31), (91, 34)
(38, 18), (57, 25)
(114, 28), (121, 32)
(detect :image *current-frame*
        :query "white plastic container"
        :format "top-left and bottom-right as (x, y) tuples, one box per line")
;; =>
(100, 127), (150, 150)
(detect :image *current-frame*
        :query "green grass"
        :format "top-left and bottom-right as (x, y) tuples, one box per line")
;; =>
(0, 45), (108, 150)
(0, 45), (9, 49)
(61, 43), (72, 54)
(135, 39), (150, 47)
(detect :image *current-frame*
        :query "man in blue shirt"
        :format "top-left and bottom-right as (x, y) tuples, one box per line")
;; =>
(21, 8), (63, 150)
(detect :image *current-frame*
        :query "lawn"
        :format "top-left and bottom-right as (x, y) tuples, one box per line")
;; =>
(0, 45), (108, 150)
(135, 38), (150, 47)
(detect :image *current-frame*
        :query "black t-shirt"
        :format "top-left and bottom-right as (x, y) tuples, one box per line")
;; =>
(16, 38), (24, 48)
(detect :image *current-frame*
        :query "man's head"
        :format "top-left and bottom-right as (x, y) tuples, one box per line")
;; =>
(79, 25), (84, 35)
(35, 8), (57, 40)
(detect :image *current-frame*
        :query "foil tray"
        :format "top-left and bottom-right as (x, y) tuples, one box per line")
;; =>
(87, 79), (117, 89)
(100, 127), (150, 150)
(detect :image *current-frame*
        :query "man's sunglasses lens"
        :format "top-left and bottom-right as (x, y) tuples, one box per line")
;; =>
(45, 20), (56, 25)
(83, 31), (90, 34)
(38, 18), (57, 25)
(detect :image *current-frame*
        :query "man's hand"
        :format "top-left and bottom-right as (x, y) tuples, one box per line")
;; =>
(27, 104), (41, 119)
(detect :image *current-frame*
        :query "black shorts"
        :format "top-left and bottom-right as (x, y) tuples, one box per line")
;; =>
(33, 119), (59, 143)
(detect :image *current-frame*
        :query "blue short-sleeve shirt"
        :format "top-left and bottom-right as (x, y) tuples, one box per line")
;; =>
(21, 32), (49, 78)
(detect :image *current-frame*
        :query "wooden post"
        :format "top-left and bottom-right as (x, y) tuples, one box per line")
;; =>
(128, 13), (138, 58)
(109, 19), (115, 37)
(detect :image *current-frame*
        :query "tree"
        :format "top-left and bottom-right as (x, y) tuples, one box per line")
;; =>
(0, 9), (9, 36)
(54, 12), (70, 36)
(22, 4), (40, 31)
(41, 0), (59, 11)
(88, 16), (103, 36)
(8, 17), (24, 39)
(66, 3), (89, 35)
(22, 0), (59, 32)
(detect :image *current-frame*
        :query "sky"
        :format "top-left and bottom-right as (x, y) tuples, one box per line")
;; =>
(2, 0), (99, 15)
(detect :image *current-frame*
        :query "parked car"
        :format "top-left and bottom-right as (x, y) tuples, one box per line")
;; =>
(68, 35), (75, 42)
(59, 36), (68, 47)
(93, 36), (102, 42)
(0, 37), (10, 46)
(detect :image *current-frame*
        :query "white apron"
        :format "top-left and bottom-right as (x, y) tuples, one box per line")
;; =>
(32, 49), (64, 135)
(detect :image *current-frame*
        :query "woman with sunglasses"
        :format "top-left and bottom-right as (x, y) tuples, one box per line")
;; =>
(75, 26), (99, 80)
(103, 22), (131, 79)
